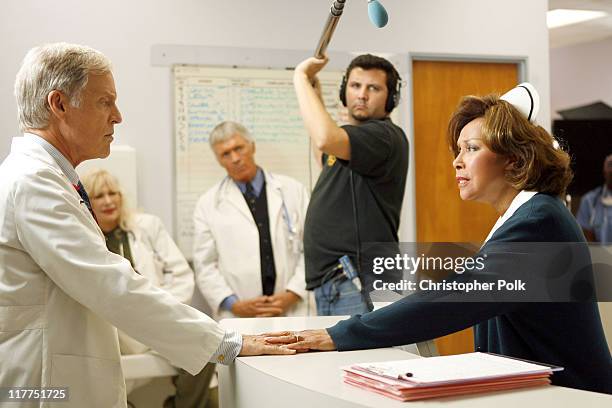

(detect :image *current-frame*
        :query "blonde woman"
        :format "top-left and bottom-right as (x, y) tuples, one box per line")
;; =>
(82, 169), (215, 407)
(82, 169), (194, 312)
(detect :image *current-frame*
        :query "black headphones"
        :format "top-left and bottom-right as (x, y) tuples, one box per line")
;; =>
(339, 69), (402, 113)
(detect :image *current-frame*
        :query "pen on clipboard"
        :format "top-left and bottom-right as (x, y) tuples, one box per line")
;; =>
(365, 366), (414, 381)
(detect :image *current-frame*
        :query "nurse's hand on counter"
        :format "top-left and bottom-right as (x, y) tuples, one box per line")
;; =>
(238, 334), (297, 356)
(263, 329), (337, 352)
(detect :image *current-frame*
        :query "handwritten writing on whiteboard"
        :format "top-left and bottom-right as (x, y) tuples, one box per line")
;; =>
(174, 65), (344, 258)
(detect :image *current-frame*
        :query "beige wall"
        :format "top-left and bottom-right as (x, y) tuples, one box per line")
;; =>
(0, 0), (550, 238)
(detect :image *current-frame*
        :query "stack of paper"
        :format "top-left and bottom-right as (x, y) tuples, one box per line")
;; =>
(342, 352), (560, 401)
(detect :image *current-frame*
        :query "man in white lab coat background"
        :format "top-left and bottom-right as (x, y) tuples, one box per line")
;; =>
(0, 43), (293, 408)
(193, 121), (313, 320)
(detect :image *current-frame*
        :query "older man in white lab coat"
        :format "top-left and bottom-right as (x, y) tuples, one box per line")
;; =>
(0, 43), (293, 408)
(193, 121), (312, 320)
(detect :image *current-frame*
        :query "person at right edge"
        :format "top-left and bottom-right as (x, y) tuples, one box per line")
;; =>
(293, 54), (408, 316)
(576, 154), (612, 244)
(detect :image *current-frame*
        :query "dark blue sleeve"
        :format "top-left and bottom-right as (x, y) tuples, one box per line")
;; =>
(328, 196), (575, 351)
(328, 291), (510, 351)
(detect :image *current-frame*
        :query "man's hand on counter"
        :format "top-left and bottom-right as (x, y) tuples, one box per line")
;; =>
(263, 329), (337, 352)
(238, 334), (297, 356)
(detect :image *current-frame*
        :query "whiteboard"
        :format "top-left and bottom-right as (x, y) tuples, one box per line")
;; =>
(174, 65), (345, 258)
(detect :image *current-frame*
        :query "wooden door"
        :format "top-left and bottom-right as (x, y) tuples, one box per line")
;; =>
(412, 60), (519, 355)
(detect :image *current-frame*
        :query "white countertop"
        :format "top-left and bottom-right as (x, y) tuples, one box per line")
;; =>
(218, 316), (612, 408)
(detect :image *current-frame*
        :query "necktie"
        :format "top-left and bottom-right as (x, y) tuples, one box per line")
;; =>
(242, 181), (276, 296)
(73, 181), (97, 222)
(245, 182), (257, 210)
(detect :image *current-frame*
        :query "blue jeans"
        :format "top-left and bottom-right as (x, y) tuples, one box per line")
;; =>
(314, 276), (370, 316)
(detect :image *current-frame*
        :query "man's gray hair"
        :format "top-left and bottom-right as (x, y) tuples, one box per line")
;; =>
(209, 121), (254, 148)
(14, 42), (112, 132)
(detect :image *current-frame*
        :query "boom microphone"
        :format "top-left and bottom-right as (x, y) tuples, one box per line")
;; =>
(314, 0), (389, 58)
(314, 0), (346, 59)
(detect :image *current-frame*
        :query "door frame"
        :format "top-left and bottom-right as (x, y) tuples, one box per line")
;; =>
(401, 53), (528, 244)
(406, 54), (528, 354)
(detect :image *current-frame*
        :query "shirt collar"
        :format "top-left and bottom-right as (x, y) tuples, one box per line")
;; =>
(483, 191), (538, 244)
(24, 133), (80, 185)
(234, 167), (264, 197)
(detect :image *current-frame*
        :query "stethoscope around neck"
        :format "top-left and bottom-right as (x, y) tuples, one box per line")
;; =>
(278, 187), (298, 237)
(216, 175), (298, 236)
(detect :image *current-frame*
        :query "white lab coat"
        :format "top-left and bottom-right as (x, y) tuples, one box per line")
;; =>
(129, 213), (194, 305)
(193, 170), (312, 319)
(118, 213), (195, 356)
(0, 137), (224, 408)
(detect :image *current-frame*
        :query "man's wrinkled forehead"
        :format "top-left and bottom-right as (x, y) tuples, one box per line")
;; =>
(348, 67), (386, 79)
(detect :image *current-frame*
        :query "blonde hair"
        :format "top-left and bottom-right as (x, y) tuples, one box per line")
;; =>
(14, 42), (112, 131)
(448, 94), (573, 197)
(81, 168), (133, 231)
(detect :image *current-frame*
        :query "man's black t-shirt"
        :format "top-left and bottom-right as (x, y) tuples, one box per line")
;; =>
(304, 118), (409, 290)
